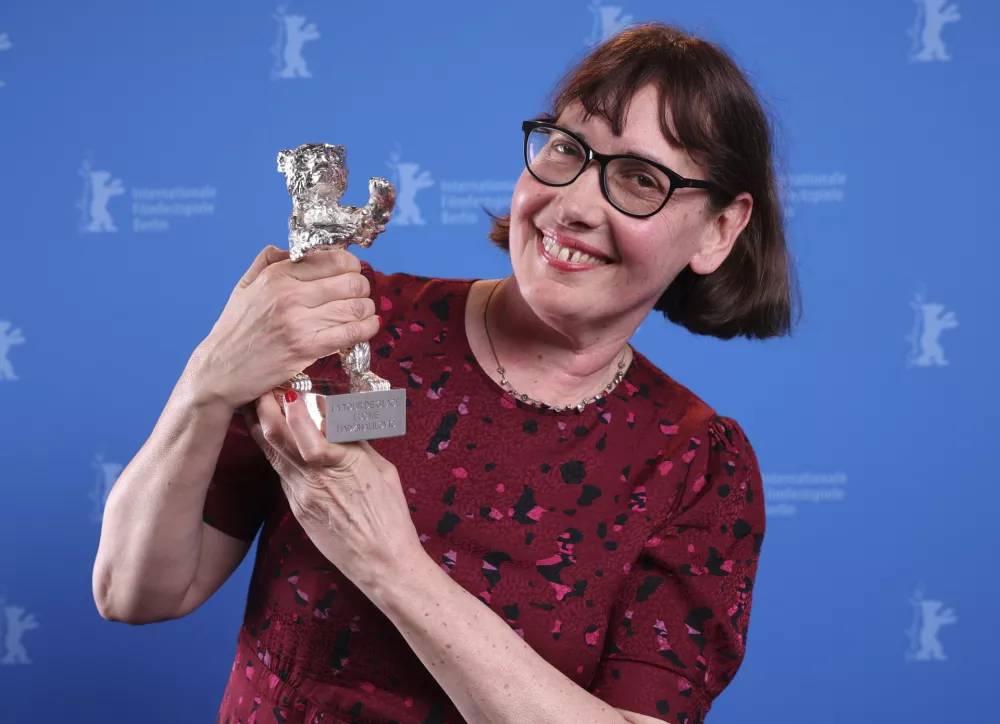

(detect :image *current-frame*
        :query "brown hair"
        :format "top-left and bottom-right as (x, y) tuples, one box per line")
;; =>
(488, 22), (800, 340)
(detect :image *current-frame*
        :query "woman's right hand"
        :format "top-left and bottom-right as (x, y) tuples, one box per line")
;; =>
(187, 244), (380, 411)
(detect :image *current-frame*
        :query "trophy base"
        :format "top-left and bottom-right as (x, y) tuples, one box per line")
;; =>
(278, 384), (407, 443)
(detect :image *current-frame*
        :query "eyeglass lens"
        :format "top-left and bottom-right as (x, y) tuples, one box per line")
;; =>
(525, 127), (672, 215)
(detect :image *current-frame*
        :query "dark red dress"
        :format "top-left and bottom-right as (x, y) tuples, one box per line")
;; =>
(203, 264), (766, 724)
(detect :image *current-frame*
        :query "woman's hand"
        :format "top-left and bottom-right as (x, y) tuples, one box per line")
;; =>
(188, 244), (381, 411)
(243, 388), (424, 589)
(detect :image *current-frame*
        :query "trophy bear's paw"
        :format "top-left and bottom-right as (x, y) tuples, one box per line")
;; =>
(359, 373), (391, 393)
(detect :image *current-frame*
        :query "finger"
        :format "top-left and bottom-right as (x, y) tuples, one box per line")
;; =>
(296, 271), (372, 310)
(282, 391), (366, 471)
(238, 245), (290, 290)
(280, 248), (362, 282)
(252, 391), (302, 465)
(304, 314), (382, 360)
(241, 400), (260, 434)
(245, 396), (281, 464)
(308, 297), (377, 327)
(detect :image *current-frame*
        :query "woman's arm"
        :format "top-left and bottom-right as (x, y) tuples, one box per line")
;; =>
(365, 548), (665, 724)
(251, 382), (762, 724)
(92, 364), (249, 624)
(356, 417), (764, 724)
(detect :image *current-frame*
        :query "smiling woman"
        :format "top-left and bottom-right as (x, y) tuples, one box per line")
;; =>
(93, 21), (797, 724)
(489, 25), (796, 344)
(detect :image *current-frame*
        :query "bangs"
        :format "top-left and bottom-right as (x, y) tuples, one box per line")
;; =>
(543, 29), (720, 162)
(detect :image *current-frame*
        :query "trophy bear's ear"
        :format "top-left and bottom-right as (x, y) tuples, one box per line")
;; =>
(277, 149), (295, 174)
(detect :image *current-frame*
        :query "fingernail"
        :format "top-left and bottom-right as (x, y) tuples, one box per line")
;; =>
(285, 390), (298, 403)
(376, 315), (383, 329)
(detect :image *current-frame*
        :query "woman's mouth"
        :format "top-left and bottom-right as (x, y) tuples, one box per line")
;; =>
(537, 230), (612, 269)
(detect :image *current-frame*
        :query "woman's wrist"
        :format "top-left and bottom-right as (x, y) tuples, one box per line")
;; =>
(181, 342), (240, 414)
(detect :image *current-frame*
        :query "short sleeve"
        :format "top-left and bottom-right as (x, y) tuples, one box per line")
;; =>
(589, 416), (766, 724)
(202, 409), (280, 542)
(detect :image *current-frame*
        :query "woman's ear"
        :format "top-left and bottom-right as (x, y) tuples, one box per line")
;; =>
(689, 192), (753, 275)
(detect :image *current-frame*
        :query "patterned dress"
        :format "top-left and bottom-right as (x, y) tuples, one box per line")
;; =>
(203, 264), (766, 724)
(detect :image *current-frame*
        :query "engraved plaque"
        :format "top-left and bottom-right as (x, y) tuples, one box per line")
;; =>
(322, 388), (407, 443)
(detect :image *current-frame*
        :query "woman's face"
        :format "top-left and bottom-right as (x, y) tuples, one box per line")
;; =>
(507, 84), (749, 338)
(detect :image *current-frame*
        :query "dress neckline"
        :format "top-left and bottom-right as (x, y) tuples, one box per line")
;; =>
(444, 276), (640, 417)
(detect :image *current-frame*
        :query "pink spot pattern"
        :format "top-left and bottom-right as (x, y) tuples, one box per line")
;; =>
(206, 264), (765, 724)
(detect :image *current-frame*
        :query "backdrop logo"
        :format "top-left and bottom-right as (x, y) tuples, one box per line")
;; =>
(90, 453), (123, 524)
(781, 172), (847, 219)
(0, 321), (24, 381)
(78, 159), (125, 233)
(0, 595), (39, 666)
(907, 287), (957, 367)
(763, 472), (848, 518)
(385, 146), (516, 227)
(271, 5), (320, 79)
(0, 32), (10, 88)
(386, 146), (434, 226)
(908, 0), (960, 62)
(586, 1), (634, 45)
(76, 156), (217, 233)
(906, 585), (957, 661)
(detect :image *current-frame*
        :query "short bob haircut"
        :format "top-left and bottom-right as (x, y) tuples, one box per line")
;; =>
(488, 23), (800, 341)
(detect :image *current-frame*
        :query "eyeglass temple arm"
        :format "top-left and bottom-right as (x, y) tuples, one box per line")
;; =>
(676, 177), (717, 190)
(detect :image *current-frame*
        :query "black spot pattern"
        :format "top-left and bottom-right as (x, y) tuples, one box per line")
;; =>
(205, 266), (768, 724)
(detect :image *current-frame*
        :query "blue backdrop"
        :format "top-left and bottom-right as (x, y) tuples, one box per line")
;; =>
(1, 1), (997, 721)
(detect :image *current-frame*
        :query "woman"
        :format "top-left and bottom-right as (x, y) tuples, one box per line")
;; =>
(93, 22), (796, 724)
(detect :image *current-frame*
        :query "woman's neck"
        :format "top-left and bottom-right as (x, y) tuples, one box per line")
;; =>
(466, 277), (635, 409)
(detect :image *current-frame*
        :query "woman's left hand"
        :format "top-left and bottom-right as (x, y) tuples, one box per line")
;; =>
(243, 389), (424, 591)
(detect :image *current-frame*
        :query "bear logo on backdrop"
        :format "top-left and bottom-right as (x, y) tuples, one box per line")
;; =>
(77, 158), (126, 234)
(0, 32), (11, 89)
(90, 453), (124, 524)
(271, 5), (320, 79)
(906, 585), (957, 662)
(75, 155), (217, 234)
(0, 321), (25, 381)
(906, 287), (958, 367)
(386, 145), (434, 227)
(586, 2), (634, 45)
(0, 596), (40, 667)
(385, 144), (515, 228)
(909, 0), (961, 62)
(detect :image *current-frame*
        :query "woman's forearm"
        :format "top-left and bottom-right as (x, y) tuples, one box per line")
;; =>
(92, 354), (236, 623)
(364, 549), (642, 724)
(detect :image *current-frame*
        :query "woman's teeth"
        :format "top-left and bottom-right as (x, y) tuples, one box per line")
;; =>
(541, 235), (609, 265)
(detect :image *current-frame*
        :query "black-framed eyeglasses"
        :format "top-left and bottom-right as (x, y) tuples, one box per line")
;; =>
(521, 120), (721, 218)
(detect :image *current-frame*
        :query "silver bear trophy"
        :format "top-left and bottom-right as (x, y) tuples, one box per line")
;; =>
(275, 143), (405, 442)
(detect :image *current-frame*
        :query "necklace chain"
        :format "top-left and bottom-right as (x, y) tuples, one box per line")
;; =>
(482, 278), (629, 413)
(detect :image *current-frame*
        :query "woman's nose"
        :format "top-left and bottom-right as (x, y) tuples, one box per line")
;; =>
(553, 161), (607, 228)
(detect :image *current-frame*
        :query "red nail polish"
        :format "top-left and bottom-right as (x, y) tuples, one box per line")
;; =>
(376, 315), (383, 329)
(285, 390), (298, 403)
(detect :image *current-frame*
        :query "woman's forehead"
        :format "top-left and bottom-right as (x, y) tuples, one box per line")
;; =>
(557, 87), (678, 139)
(554, 93), (688, 166)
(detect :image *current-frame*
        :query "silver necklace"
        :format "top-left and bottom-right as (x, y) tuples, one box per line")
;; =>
(482, 278), (629, 413)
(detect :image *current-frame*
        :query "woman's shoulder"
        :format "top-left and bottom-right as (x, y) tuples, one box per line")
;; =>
(360, 261), (474, 319)
(626, 349), (764, 532)
(626, 348), (717, 422)
(626, 347), (757, 454)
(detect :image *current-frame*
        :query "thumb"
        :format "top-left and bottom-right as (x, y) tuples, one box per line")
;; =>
(237, 245), (290, 290)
